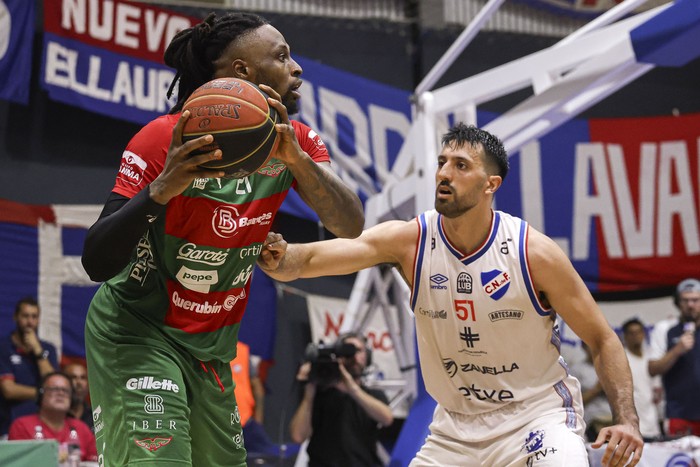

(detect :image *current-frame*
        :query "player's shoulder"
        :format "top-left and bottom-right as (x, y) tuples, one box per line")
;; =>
(289, 120), (330, 163)
(290, 120), (327, 152)
(363, 219), (419, 248)
(290, 119), (310, 133)
(134, 113), (179, 140)
(124, 113), (178, 161)
(523, 224), (567, 268)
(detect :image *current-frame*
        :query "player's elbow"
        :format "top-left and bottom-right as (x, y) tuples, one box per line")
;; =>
(328, 211), (364, 239)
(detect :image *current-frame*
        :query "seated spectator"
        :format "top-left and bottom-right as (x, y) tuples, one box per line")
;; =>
(570, 341), (613, 441)
(63, 361), (93, 430)
(0, 297), (58, 436)
(621, 318), (662, 441)
(8, 371), (97, 463)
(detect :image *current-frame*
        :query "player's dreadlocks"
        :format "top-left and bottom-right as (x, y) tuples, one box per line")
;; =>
(164, 12), (268, 113)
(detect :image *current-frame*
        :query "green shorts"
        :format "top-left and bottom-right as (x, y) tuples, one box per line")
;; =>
(85, 324), (246, 466)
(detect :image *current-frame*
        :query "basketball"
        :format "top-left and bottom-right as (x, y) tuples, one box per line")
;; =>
(181, 78), (280, 178)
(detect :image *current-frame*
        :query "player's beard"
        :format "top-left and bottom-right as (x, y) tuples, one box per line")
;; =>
(435, 188), (476, 218)
(282, 93), (299, 115)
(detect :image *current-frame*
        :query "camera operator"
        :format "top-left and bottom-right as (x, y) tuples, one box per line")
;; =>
(289, 332), (393, 467)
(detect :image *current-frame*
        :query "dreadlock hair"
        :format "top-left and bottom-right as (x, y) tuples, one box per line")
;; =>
(441, 123), (509, 180)
(164, 12), (269, 113)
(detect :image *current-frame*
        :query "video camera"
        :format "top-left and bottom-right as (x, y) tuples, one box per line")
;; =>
(304, 340), (358, 387)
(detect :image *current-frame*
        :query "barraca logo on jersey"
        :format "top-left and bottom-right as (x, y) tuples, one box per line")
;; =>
(212, 206), (239, 238)
(212, 206), (273, 238)
(430, 273), (448, 290)
(481, 269), (510, 300)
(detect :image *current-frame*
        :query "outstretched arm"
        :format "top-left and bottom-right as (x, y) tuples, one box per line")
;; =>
(260, 84), (364, 238)
(528, 228), (643, 467)
(259, 220), (418, 283)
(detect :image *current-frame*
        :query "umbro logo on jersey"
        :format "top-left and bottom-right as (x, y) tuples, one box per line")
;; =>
(430, 274), (448, 290)
(481, 269), (510, 300)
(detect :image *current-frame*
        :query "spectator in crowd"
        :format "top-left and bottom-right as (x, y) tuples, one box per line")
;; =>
(570, 341), (613, 441)
(8, 371), (97, 463)
(289, 332), (393, 467)
(621, 318), (662, 441)
(63, 361), (93, 431)
(649, 278), (700, 437)
(0, 297), (58, 436)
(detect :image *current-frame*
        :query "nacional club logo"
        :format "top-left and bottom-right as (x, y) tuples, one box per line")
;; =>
(523, 430), (545, 453)
(308, 129), (327, 149)
(481, 269), (511, 300)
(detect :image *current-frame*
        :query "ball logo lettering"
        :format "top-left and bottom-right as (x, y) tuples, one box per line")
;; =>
(182, 78), (279, 178)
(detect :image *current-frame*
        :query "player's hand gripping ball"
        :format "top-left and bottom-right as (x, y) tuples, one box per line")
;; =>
(182, 78), (280, 178)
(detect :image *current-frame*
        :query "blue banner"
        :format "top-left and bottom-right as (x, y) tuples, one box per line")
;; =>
(0, 0), (34, 104)
(294, 56), (412, 207)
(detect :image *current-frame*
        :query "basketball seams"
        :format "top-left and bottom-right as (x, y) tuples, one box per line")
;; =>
(203, 113), (279, 169)
(183, 95), (271, 134)
(180, 78), (279, 177)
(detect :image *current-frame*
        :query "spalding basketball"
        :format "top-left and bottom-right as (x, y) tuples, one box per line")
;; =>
(182, 78), (280, 178)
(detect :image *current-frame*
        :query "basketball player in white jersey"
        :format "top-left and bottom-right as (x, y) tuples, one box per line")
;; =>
(260, 123), (643, 466)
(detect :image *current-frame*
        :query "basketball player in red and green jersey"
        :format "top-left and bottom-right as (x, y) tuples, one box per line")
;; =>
(81, 12), (363, 467)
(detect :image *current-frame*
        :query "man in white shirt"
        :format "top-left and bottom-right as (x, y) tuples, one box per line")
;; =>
(622, 318), (662, 441)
